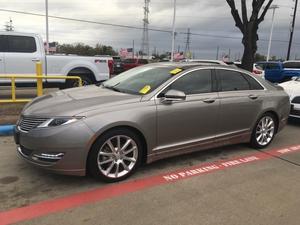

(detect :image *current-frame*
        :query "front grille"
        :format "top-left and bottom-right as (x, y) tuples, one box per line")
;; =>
(291, 96), (300, 104)
(291, 108), (300, 116)
(19, 116), (48, 132)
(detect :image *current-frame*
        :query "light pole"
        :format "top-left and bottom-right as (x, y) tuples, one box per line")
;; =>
(171, 0), (176, 61)
(287, 0), (298, 60)
(266, 5), (279, 62)
(45, 0), (49, 54)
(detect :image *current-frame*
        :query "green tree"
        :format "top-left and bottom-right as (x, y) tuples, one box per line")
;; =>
(56, 43), (117, 56)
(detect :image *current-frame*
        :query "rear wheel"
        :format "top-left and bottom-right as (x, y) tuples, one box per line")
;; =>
(250, 113), (277, 149)
(88, 128), (143, 182)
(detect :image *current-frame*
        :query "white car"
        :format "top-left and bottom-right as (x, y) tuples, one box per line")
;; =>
(279, 77), (300, 119)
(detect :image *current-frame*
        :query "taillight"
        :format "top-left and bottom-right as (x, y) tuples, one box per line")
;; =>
(253, 70), (262, 75)
(108, 59), (114, 76)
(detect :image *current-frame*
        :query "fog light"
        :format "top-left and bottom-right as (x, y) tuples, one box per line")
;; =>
(32, 153), (64, 162)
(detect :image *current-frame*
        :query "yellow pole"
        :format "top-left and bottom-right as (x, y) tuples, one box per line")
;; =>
(11, 77), (16, 102)
(36, 62), (43, 96)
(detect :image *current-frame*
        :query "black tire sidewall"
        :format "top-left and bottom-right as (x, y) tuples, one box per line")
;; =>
(87, 128), (143, 182)
(250, 113), (278, 149)
(65, 75), (93, 88)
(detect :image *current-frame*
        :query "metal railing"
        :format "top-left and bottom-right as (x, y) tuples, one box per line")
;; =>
(0, 62), (82, 103)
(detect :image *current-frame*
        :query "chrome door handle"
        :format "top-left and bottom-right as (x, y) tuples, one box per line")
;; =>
(203, 98), (216, 104)
(32, 58), (40, 62)
(249, 94), (258, 100)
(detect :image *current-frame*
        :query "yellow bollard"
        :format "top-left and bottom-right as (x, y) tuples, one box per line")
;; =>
(36, 62), (43, 96)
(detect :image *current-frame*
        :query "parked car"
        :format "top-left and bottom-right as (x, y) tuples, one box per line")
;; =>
(112, 56), (124, 74)
(122, 58), (149, 71)
(261, 61), (300, 83)
(0, 32), (112, 88)
(234, 62), (264, 77)
(279, 77), (300, 119)
(14, 63), (290, 182)
(253, 63), (265, 77)
(184, 59), (228, 65)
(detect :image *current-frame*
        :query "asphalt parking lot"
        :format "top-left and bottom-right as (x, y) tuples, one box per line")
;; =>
(0, 120), (300, 225)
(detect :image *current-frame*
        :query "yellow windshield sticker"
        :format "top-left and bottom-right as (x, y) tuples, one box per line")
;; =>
(170, 68), (183, 75)
(139, 85), (151, 94)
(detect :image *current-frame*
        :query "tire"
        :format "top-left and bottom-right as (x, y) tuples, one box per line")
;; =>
(250, 113), (278, 149)
(65, 75), (93, 89)
(87, 128), (143, 182)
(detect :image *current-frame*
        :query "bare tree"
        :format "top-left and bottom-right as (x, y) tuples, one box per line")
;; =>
(226, 0), (273, 71)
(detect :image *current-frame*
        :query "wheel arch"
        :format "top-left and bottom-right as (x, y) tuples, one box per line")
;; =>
(67, 67), (96, 82)
(87, 125), (148, 166)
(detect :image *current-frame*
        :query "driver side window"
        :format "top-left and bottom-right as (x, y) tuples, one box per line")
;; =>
(162, 69), (212, 96)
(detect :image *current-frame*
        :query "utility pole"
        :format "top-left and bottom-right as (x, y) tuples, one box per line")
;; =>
(141, 0), (150, 59)
(132, 40), (135, 59)
(45, 0), (49, 54)
(184, 28), (191, 59)
(266, 5), (279, 62)
(216, 46), (220, 60)
(287, 0), (298, 60)
(171, 0), (176, 61)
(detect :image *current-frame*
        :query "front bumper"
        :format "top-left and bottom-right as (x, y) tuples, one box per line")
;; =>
(14, 120), (94, 176)
(290, 103), (300, 119)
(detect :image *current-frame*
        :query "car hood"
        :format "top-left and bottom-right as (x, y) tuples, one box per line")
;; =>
(279, 80), (300, 99)
(22, 85), (141, 117)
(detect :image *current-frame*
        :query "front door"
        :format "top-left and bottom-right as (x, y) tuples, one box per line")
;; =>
(156, 69), (219, 150)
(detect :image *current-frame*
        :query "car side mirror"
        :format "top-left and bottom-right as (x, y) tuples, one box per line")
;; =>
(161, 89), (186, 103)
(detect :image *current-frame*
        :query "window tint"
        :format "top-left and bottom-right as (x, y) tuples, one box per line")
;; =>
(265, 63), (280, 70)
(169, 69), (212, 95)
(242, 74), (264, 90)
(123, 59), (135, 63)
(283, 62), (300, 69)
(0, 35), (7, 52)
(7, 35), (37, 53)
(218, 70), (250, 91)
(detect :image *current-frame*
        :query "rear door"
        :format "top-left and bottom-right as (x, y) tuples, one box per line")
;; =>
(4, 35), (43, 82)
(156, 69), (219, 149)
(216, 69), (264, 136)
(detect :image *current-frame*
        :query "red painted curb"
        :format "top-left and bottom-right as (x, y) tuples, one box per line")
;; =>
(0, 144), (300, 225)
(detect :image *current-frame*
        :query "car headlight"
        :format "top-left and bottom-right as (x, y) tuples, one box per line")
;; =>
(38, 117), (83, 128)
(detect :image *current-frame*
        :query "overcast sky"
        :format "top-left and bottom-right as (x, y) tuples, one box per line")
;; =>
(0, 0), (299, 59)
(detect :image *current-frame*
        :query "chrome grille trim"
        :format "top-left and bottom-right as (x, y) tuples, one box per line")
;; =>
(19, 116), (49, 132)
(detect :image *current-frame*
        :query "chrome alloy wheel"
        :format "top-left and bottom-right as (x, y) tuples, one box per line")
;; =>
(255, 116), (275, 146)
(97, 135), (138, 178)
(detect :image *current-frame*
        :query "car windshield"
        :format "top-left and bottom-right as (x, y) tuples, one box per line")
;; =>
(102, 65), (182, 95)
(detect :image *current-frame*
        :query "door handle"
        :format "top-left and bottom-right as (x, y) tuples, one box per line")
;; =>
(32, 58), (40, 62)
(248, 94), (258, 100)
(203, 98), (216, 104)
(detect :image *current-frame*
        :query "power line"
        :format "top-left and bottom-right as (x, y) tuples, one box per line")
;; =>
(0, 8), (299, 46)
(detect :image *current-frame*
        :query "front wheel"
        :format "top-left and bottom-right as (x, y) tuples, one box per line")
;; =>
(88, 128), (143, 182)
(250, 113), (277, 149)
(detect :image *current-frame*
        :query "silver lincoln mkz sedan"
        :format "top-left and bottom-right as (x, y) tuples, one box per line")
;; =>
(14, 63), (290, 182)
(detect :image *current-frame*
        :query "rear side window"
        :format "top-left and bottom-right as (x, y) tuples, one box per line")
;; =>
(242, 74), (264, 90)
(217, 70), (250, 92)
(7, 35), (37, 53)
(283, 62), (300, 69)
(265, 63), (280, 70)
(169, 69), (212, 95)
